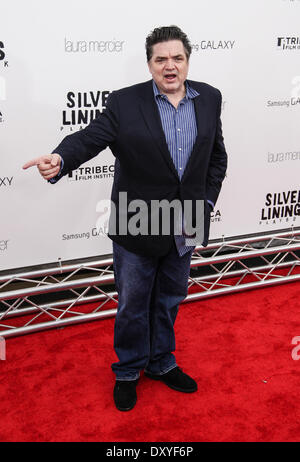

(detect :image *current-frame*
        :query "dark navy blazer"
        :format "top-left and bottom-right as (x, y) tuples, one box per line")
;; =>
(53, 79), (228, 257)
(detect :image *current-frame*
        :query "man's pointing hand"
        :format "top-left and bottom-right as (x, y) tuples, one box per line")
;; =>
(22, 154), (62, 180)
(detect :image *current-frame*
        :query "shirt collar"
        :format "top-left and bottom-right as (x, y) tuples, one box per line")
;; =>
(152, 80), (199, 100)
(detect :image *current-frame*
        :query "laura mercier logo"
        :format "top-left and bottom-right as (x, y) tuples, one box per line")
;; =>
(64, 38), (125, 53)
(267, 150), (300, 163)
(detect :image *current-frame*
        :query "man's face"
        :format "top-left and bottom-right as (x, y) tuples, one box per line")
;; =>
(148, 40), (189, 96)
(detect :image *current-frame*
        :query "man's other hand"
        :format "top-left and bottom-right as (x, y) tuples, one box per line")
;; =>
(22, 154), (62, 180)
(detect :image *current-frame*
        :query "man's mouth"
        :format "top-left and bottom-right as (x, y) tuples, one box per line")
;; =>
(164, 74), (177, 82)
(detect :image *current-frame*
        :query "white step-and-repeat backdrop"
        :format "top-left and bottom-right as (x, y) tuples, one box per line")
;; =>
(1, 0), (300, 271)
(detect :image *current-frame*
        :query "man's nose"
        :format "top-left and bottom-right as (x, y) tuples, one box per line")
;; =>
(165, 59), (175, 70)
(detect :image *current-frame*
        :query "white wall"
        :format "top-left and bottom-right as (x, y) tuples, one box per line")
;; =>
(1, 0), (299, 270)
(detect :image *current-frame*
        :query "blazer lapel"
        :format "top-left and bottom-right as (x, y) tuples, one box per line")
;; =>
(139, 82), (180, 180)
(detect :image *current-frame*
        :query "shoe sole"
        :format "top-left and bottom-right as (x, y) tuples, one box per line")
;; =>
(114, 396), (137, 411)
(144, 372), (197, 393)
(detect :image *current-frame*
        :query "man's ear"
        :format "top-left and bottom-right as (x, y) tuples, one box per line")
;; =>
(147, 61), (153, 77)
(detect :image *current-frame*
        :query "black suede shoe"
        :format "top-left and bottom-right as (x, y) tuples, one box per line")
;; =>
(145, 367), (198, 393)
(113, 379), (138, 411)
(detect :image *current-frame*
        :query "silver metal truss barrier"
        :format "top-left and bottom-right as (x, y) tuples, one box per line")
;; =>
(0, 228), (299, 338)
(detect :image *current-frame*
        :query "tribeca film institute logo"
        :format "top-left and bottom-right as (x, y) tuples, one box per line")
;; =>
(211, 209), (222, 223)
(259, 190), (300, 225)
(68, 164), (114, 182)
(277, 36), (300, 50)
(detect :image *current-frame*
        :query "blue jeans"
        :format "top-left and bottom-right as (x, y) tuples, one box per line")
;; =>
(111, 241), (193, 380)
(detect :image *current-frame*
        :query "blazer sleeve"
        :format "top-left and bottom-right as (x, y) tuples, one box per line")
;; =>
(205, 90), (228, 205)
(50, 91), (119, 181)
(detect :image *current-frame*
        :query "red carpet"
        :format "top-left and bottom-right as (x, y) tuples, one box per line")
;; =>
(0, 280), (300, 442)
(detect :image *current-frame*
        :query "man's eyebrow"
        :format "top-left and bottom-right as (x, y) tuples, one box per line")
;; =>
(154, 54), (184, 60)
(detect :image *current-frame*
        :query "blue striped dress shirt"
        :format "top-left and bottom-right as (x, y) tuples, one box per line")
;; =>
(152, 80), (199, 256)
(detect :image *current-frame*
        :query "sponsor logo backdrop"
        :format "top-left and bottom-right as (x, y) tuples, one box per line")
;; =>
(0, 0), (299, 270)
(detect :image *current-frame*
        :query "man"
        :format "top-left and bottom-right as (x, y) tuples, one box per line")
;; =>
(23, 26), (227, 411)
